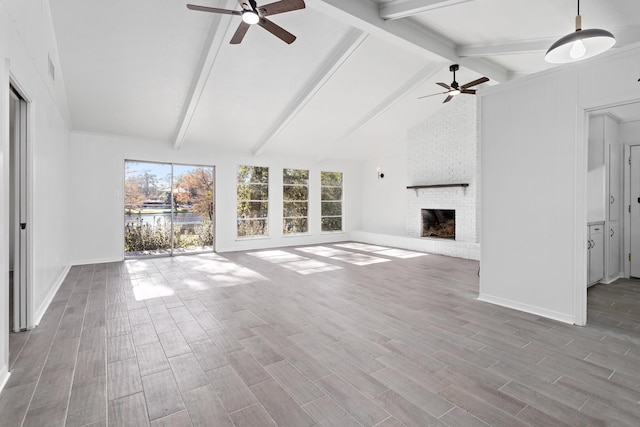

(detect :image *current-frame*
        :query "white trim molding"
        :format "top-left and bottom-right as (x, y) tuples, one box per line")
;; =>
(478, 293), (576, 325)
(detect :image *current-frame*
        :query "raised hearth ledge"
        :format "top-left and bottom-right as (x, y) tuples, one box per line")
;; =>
(351, 230), (479, 260)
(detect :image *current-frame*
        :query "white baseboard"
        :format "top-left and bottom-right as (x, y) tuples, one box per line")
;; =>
(33, 265), (70, 327)
(0, 365), (10, 394)
(70, 256), (123, 266)
(601, 273), (623, 284)
(478, 293), (576, 325)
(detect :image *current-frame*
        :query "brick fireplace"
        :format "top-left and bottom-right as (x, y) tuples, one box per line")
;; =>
(406, 95), (479, 256)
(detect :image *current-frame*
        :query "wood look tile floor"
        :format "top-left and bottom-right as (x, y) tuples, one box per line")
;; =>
(2, 242), (640, 426)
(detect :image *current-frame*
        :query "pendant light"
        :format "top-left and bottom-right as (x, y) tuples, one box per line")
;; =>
(545, 0), (615, 64)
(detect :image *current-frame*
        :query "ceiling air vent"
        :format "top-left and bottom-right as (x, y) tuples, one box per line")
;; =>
(48, 54), (55, 83)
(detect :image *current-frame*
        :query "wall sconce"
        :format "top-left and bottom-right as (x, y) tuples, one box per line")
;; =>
(377, 166), (384, 179)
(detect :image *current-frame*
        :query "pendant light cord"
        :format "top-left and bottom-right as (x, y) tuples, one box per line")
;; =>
(575, 0), (582, 31)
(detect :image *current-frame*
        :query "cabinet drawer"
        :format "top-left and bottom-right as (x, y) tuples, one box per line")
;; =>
(589, 224), (603, 235)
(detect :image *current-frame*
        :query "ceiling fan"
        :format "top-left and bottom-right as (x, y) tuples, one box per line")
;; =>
(419, 64), (489, 103)
(187, 0), (305, 45)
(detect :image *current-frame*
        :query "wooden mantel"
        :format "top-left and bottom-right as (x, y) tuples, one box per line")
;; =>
(406, 183), (469, 189)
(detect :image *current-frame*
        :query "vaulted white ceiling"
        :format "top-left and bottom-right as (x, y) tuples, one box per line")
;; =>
(49, 0), (640, 160)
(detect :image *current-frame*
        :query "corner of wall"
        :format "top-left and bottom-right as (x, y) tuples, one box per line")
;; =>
(33, 265), (70, 326)
(0, 365), (9, 394)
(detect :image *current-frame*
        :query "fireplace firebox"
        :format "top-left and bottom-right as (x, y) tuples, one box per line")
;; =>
(421, 209), (455, 239)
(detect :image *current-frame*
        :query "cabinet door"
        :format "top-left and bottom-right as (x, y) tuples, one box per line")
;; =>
(609, 222), (620, 278)
(588, 225), (604, 285)
(608, 142), (621, 221)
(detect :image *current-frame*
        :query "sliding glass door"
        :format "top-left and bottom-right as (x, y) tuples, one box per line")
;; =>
(172, 164), (214, 253)
(124, 161), (214, 257)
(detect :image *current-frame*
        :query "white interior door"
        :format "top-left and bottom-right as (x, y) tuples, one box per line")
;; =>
(630, 145), (640, 277)
(10, 87), (28, 332)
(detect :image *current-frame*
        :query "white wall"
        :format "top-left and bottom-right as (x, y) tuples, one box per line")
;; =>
(359, 145), (408, 235)
(480, 45), (640, 325)
(620, 119), (640, 144)
(69, 132), (362, 264)
(0, 0), (71, 392)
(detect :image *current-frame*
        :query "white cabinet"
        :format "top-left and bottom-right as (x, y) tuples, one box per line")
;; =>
(589, 113), (622, 282)
(609, 222), (620, 277)
(588, 223), (604, 286)
(604, 116), (622, 281)
(607, 123), (621, 221)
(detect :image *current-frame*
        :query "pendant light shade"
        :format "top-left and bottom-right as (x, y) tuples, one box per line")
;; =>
(545, 1), (615, 64)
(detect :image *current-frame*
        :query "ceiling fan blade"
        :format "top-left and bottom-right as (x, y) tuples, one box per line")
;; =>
(461, 89), (476, 95)
(259, 0), (305, 16)
(230, 21), (251, 44)
(461, 76), (489, 90)
(436, 82), (451, 90)
(258, 17), (296, 44)
(417, 91), (448, 100)
(443, 95), (453, 103)
(186, 4), (242, 15)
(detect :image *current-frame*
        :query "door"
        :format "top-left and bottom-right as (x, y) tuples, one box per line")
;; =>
(124, 161), (173, 257)
(171, 164), (214, 254)
(10, 86), (28, 332)
(630, 146), (640, 277)
(124, 161), (215, 257)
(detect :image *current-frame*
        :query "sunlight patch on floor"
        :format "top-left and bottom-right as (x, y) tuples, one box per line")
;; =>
(249, 250), (342, 275)
(131, 281), (175, 301)
(126, 254), (267, 289)
(248, 250), (308, 264)
(296, 246), (352, 257)
(297, 245), (390, 266)
(335, 243), (427, 259)
(280, 259), (342, 275)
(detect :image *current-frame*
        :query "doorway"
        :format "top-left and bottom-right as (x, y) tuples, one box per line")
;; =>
(124, 160), (215, 258)
(629, 145), (640, 277)
(9, 85), (28, 332)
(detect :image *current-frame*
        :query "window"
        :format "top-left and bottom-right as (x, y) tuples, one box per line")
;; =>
(321, 171), (343, 232)
(283, 169), (309, 234)
(237, 165), (269, 237)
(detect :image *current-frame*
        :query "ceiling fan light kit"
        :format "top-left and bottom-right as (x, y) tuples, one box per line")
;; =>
(545, 0), (615, 64)
(241, 10), (260, 25)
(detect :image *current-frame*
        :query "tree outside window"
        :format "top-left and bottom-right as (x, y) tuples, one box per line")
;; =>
(321, 171), (343, 232)
(283, 168), (309, 234)
(237, 165), (269, 237)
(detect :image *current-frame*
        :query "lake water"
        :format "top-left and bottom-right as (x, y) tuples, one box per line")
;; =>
(124, 212), (208, 228)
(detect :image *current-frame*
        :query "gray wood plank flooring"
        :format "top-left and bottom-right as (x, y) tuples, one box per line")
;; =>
(2, 242), (640, 426)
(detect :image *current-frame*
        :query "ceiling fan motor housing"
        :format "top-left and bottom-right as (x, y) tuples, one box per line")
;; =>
(242, 0), (258, 12)
(449, 64), (459, 88)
